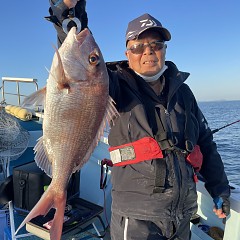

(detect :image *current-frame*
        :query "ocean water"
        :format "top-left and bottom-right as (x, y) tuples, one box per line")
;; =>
(198, 100), (240, 187)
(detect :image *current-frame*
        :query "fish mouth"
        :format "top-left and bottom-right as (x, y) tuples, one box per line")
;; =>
(75, 28), (90, 46)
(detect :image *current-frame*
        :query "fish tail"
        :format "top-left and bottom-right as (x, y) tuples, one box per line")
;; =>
(15, 186), (67, 240)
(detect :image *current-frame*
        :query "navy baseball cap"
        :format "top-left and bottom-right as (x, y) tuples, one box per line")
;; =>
(125, 13), (171, 43)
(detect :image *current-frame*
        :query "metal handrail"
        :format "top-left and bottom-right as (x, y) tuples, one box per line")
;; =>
(1, 77), (38, 106)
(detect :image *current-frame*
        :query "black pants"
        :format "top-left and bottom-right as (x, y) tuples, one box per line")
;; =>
(110, 212), (192, 240)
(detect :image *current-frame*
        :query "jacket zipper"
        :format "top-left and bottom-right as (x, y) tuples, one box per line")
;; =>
(164, 107), (183, 220)
(128, 111), (132, 142)
(164, 108), (175, 143)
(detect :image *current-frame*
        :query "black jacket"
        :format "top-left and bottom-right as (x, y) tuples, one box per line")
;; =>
(106, 60), (230, 219)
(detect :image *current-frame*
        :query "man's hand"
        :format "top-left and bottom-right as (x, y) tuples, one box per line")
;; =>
(63, 0), (79, 8)
(213, 197), (230, 219)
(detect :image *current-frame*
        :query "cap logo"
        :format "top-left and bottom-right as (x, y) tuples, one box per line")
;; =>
(126, 30), (137, 39)
(140, 19), (157, 28)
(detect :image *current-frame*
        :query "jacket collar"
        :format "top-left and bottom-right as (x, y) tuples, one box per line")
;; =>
(164, 61), (190, 101)
(107, 60), (190, 101)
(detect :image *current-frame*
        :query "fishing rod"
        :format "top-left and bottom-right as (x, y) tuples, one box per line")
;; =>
(211, 119), (240, 134)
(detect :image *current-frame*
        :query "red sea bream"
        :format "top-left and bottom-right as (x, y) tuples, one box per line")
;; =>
(16, 27), (117, 240)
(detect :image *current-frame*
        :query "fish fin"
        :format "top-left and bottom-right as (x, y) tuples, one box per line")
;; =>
(52, 45), (71, 91)
(15, 186), (67, 240)
(73, 96), (119, 172)
(49, 202), (66, 240)
(45, 66), (50, 73)
(21, 87), (46, 109)
(34, 137), (53, 177)
(105, 96), (119, 126)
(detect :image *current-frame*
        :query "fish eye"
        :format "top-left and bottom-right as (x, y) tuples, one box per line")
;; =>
(89, 53), (100, 65)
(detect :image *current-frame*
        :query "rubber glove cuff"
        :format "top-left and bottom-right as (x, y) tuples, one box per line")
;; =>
(213, 197), (223, 209)
(213, 196), (230, 216)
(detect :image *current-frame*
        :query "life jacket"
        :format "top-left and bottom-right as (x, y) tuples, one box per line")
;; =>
(107, 81), (203, 182)
(105, 65), (202, 182)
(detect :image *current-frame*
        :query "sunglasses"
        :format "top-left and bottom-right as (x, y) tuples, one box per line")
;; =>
(127, 40), (165, 54)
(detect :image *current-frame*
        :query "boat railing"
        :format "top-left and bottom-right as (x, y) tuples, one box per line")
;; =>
(1, 77), (38, 106)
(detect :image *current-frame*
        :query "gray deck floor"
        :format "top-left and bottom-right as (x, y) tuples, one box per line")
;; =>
(4, 212), (111, 240)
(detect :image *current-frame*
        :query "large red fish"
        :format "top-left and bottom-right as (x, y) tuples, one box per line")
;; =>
(16, 27), (117, 239)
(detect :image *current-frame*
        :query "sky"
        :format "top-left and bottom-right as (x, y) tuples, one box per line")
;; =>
(0, 0), (240, 103)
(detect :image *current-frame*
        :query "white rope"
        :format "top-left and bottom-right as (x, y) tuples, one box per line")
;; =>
(124, 217), (129, 240)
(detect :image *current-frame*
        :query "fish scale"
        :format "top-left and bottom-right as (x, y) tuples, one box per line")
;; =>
(17, 27), (118, 240)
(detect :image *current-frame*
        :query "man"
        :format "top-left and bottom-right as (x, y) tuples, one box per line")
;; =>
(48, 1), (230, 239)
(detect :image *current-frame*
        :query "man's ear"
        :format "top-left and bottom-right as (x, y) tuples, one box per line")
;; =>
(162, 44), (167, 57)
(125, 50), (129, 58)
(125, 51), (132, 68)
